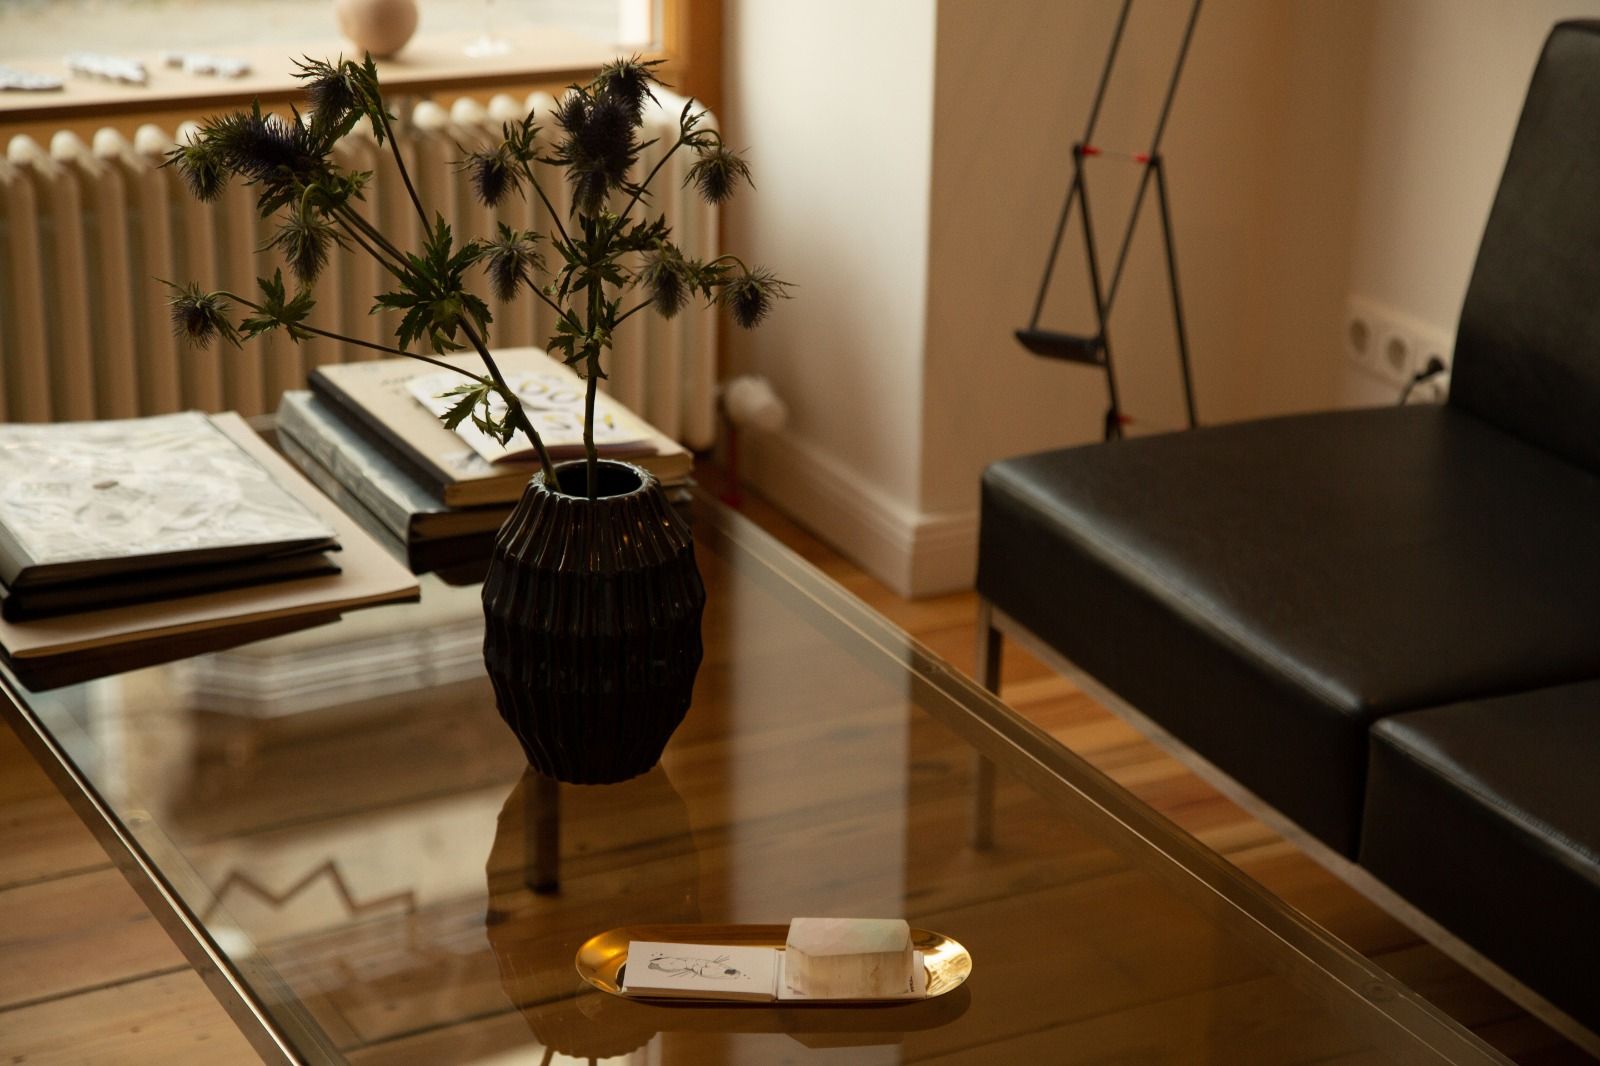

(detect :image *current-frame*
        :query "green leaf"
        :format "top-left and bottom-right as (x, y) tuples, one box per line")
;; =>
(240, 269), (317, 340)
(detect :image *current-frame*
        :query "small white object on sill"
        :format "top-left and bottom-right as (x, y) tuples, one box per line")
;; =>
(64, 52), (147, 85)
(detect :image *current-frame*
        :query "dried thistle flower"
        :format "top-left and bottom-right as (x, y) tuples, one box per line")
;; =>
(461, 145), (520, 207)
(474, 224), (545, 302)
(554, 90), (589, 137)
(686, 145), (752, 205)
(166, 283), (239, 348)
(206, 107), (304, 180)
(269, 205), (343, 284)
(166, 141), (227, 202)
(639, 250), (688, 318)
(721, 267), (791, 329)
(555, 88), (640, 214)
(595, 56), (660, 121)
(296, 57), (363, 122)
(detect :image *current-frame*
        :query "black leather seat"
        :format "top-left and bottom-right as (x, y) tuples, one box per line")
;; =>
(976, 19), (1600, 1031)
(980, 404), (1600, 857)
(1362, 685), (1600, 1032)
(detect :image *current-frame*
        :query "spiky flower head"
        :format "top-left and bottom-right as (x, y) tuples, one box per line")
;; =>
(639, 249), (688, 318)
(581, 93), (636, 180)
(474, 224), (545, 302)
(205, 106), (305, 181)
(595, 56), (660, 122)
(165, 141), (228, 202)
(554, 89), (589, 137)
(269, 205), (343, 285)
(686, 145), (752, 205)
(166, 283), (240, 348)
(720, 267), (791, 329)
(461, 145), (520, 208)
(296, 56), (364, 123)
(555, 86), (640, 215)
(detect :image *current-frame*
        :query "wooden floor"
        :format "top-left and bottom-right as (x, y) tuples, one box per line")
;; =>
(0, 472), (1592, 1064)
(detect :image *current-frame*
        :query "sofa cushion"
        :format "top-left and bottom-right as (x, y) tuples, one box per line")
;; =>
(1361, 686), (1600, 1031)
(977, 403), (1600, 856)
(1451, 20), (1600, 475)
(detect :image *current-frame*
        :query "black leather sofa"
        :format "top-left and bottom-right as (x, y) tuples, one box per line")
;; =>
(976, 21), (1600, 1040)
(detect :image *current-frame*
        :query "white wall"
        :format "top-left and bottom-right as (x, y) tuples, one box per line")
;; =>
(724, 1), (1600, 596)
(1338, 0), (1600, 406)
(722, 1), (938, 590)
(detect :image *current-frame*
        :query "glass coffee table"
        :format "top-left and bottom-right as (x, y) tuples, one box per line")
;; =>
(1, 493), (1507, 1064)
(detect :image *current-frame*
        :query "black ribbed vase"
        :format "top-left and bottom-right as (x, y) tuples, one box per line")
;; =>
(482, 460), (706, 784)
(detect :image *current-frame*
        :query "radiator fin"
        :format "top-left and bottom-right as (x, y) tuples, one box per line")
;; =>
(1, 96), (719, 450)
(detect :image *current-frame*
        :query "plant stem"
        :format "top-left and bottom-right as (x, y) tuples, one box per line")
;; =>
(612, 297), (656, 328)
(217, 290), (484, 379)
(458, 317), (561, 487)
(335, 204), (410, 271)
(374, 104), (430, 231)
(584, 278), (604, 500)
(514, 268), (585, 334)
(518, 158), (572, 249)
(609, 132), (688, 242)
(330, 207), (406, 280)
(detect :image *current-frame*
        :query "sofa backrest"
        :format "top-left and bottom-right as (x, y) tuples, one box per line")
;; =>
(1450, 20), (1600, 473)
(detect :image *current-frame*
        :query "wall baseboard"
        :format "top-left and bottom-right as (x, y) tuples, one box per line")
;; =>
(743, 429), (977, 598)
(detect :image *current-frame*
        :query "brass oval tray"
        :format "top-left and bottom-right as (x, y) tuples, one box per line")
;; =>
(577, 923), (972, 1005)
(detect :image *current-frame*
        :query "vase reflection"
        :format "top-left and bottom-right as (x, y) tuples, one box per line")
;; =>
(484, 765), (969, 1062)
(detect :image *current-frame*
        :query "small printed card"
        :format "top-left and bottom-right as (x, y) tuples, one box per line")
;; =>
(619, 940), (930, 1003)
(622, 941), (780, 1002)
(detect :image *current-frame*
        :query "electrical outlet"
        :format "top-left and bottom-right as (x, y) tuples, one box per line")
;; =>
(1377, 327), (1416, 387)
(1411, 335), (1453, 403)
(1343, 296), (1455, 399)
(1344, 296), (1382, 378)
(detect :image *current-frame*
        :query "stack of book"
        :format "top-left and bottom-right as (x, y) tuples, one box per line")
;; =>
(278, 347), (694, 578)
(0, 412), (419, 690)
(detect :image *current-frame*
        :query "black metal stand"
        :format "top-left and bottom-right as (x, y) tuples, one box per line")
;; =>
(1017, 0), (1203, 440)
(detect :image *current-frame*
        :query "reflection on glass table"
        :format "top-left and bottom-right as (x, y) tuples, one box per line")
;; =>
(1, 494), (1510, 1064)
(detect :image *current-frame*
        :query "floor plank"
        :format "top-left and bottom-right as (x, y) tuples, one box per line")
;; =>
(0, 866), (188, 1011)
(0, 970), (259, 1065)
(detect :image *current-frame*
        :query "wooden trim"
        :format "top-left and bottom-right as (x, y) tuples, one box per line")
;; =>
(659, 0), (722, 114)
(0, 0), (722, 136)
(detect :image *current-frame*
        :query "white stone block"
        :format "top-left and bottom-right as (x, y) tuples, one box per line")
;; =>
(784, 917), (913, 998)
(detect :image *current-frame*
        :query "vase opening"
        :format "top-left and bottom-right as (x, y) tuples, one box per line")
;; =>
(546, 460), (646, 500)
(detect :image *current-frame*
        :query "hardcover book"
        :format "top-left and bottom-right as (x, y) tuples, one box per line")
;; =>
(276, 391), (508, 542)
(0, 414), (420, 690)
(0, 411), (336, 590)
(308, 348), (692, 508)
(0, 549), (340, 622)
(277, 431), (499, 576)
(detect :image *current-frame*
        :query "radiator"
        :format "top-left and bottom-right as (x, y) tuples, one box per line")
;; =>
(0, 91), (718, 450)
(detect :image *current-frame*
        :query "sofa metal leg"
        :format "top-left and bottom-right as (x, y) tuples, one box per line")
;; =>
(972, 600), (1002, 850)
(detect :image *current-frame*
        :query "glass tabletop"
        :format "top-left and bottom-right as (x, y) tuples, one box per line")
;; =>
(1, 493), (1506, 1065)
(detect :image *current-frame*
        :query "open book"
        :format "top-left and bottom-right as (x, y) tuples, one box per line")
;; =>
(405, 366), (652, 465)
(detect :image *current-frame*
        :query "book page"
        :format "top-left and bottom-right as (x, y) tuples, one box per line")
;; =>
(406, 368), (650, 465)
(0, 412), (333, 578)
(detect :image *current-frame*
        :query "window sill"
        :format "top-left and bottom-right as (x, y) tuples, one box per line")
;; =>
(0, 25), (627, 124)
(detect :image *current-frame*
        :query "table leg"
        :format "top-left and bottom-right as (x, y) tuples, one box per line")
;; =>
(972, 600), (1003, 850)
(528, 772), (561, 894)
